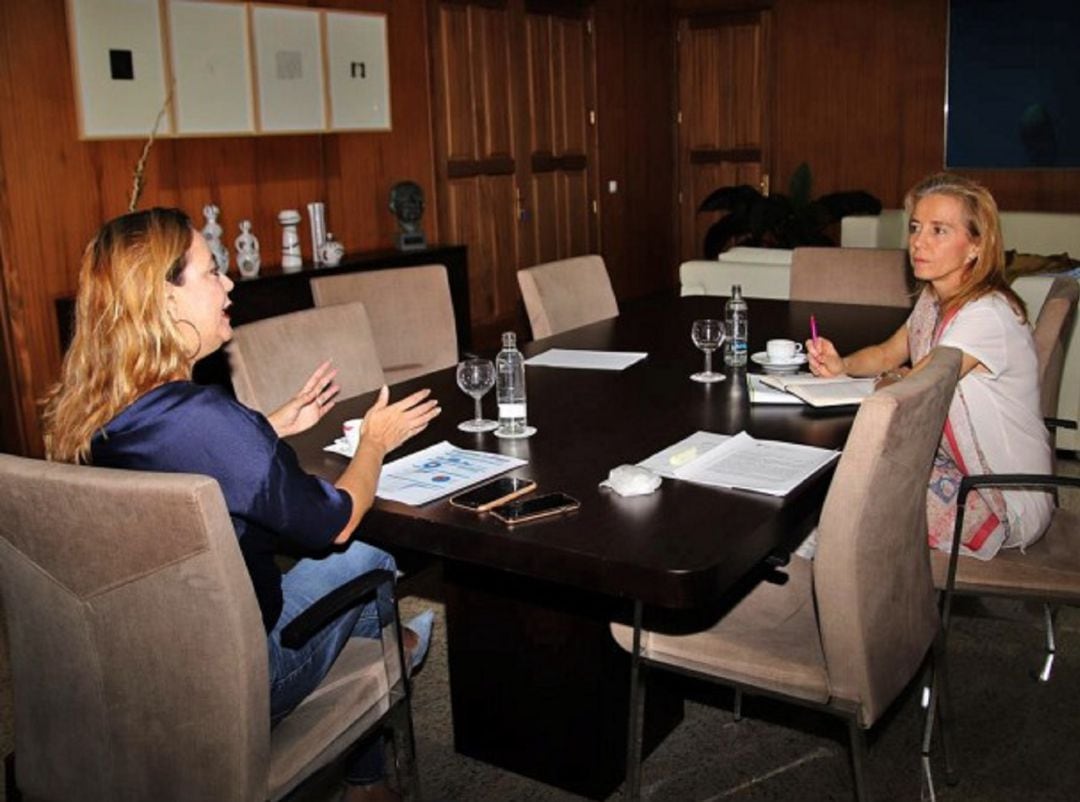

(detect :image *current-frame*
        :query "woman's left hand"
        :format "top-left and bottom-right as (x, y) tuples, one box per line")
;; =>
(268, 360), (340, 437)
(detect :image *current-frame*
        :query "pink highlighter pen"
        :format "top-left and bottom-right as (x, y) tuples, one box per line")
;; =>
(810, 314), (819, 349)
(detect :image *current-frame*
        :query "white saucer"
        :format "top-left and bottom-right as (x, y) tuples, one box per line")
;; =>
(751, 351), (807, 373)
(494, 425), (537, 440)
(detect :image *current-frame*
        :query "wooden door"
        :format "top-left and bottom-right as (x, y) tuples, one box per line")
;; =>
(431, 0), (598, 339)
(676, 12), (771, 264)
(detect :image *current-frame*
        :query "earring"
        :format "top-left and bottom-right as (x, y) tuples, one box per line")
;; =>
(172, 317), (203, 361)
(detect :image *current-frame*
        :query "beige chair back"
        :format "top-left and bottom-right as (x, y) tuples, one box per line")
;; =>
(814, 347), (962, 726)
(311, 265), (458, 385)
(227, 301), (384, 414)
(1032, 275), (1079, 419)
(517, 254), (618, 339)
(0, 456), (268, 801)
(789, 247), (914, 308)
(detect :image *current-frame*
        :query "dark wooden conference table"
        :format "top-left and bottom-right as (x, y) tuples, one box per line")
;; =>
(288, 294), (909, 798)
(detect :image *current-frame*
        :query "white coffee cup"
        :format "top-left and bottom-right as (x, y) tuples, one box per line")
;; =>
(343, 418), (363, 453)
(766, 339), (804, 362)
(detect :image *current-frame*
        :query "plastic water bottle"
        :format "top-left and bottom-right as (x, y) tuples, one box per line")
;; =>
(724, 284), (748, 367)
(496, 331), (527, 435)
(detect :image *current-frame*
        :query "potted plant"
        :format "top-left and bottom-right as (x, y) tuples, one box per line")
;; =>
(698, 163), (882, 258)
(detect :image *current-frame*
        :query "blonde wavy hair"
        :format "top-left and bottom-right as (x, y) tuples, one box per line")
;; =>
(42, 208), (196, 463)
(904, 172), (1026, 321)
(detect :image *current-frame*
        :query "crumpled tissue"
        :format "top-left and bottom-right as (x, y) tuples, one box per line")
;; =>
(599, 464), (662, 497)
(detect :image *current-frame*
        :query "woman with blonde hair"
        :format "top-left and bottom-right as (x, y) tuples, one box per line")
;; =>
(806, 173), (1052, 559)
(43, 207), (439, 802)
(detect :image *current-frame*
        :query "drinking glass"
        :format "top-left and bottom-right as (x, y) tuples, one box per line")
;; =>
(456, 358), (499, 432)
(690, 319), (726, 383)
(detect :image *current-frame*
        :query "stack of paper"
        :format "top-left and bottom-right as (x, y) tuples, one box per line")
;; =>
(524, 349), (648, 370)
(640, 430), (838, 496)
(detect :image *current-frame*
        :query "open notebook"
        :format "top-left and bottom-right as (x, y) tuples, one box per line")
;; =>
(760, 374), (875, 407)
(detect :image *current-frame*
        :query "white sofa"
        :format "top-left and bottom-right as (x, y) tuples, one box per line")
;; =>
(679, 212), (1080, 451)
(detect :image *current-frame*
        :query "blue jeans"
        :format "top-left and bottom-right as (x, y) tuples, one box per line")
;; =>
(267, 540), (397, 785)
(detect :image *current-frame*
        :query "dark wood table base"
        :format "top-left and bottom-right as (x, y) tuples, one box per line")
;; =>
(444, 561), (684, 799)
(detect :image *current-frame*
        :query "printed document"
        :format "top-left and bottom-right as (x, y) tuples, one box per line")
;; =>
(375, 441), (527, 505)
(524, 349), (648, 371)
(672, 431), (839, 496)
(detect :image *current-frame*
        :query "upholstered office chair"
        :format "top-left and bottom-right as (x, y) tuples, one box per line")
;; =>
(613, 348), (963, 802)
(789, 247), (914, 308)
(311, 265), (459, 385)
(227, 301), (385, 414)
(0, 454), (419, 802)
(516, 254), (619, 339)
(930, 275), (1080, 681)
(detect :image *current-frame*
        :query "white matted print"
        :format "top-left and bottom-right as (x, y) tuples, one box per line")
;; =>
(251, 4), (325, 133)
(167, 0), (254, 135)
(67, 0), (171, 139)
(325, 11), (391, 131)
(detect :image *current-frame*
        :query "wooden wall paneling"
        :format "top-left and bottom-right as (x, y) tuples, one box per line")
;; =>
(483, 174), (520, 320)
(439, 4), (480, 160)
(475, 6), (515, 161)
(559, 170), (590, 255)
(530, 172), (560, 264)
(527, 15), (554, 158)
(592, 0), (676, 299)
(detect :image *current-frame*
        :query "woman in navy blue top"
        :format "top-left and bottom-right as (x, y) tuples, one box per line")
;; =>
(42, 208), (439, 802)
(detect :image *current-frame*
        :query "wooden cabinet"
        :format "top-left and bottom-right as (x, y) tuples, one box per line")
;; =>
(55, 245), (469, 391)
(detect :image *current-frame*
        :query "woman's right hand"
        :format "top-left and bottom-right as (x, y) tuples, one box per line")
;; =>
(806, 336), (845, 377)
(357, 386), (441, 457)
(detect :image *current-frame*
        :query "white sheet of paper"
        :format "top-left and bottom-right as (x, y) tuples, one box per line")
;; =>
(673, 431), (839, 496)
(524, 349), (648, 371)
(371, 441), (527, 506)
(747, 373), (805, 405)
(637, 431), (730, 478)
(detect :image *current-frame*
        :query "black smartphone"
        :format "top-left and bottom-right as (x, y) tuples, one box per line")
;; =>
(490, 492), (580, 525)
(448, 476), (537, 512)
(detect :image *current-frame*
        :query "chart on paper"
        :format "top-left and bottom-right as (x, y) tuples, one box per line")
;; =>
(376, 441), (527, 505)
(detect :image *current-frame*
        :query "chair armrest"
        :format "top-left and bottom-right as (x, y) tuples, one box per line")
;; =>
(280, 568), (396, 649)
(941, 473), (1080, 628)
(1046, 417), (1078, 431)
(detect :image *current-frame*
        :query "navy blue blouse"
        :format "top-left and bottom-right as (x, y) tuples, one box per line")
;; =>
(91, 382), (352, 632)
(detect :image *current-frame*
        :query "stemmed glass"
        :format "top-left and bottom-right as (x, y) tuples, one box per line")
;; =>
(456, 358), (499, 432)
(690, 319), (726, 383)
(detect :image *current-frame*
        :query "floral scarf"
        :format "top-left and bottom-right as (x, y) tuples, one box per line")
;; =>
(908, 289), (1010, 560)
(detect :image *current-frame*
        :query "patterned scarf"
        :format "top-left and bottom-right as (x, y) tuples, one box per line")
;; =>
(908, 289), (1010, 560)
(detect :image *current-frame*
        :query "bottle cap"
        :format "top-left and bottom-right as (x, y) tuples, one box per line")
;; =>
(502, 331), (517, 348)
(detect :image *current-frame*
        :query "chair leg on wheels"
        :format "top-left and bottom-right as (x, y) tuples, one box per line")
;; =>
(1037, 603), (1057, 683)
(623, 601), (646, 802)
(847, 716), (872, 802)
(733, 688), (743, 721)
(928, 633), (958, 786)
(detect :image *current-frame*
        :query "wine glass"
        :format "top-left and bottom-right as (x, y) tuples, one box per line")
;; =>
(456, 358), (499, 432)
(690, 319), (726, 383)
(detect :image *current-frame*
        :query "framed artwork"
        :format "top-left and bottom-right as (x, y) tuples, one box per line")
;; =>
(325, 11), (392, 131)
(67, 0), (172, 139)
(251, 3), (326, 133)
(168, 0), (254, 135)
(946, 0), (1080, 168)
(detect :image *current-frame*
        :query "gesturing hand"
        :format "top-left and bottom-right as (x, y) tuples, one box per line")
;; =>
(359, 386), (442, 456)
(267, 360), (341, 438)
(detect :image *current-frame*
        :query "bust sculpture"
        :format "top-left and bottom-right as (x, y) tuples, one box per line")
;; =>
(389, 180), (427, 251)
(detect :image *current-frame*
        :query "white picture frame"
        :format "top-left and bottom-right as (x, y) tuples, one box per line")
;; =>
(324, 10), (391, 131)
(67, 0), (172, 139)
(250, 3), (325, 133)
(167, 0), (254, 135)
